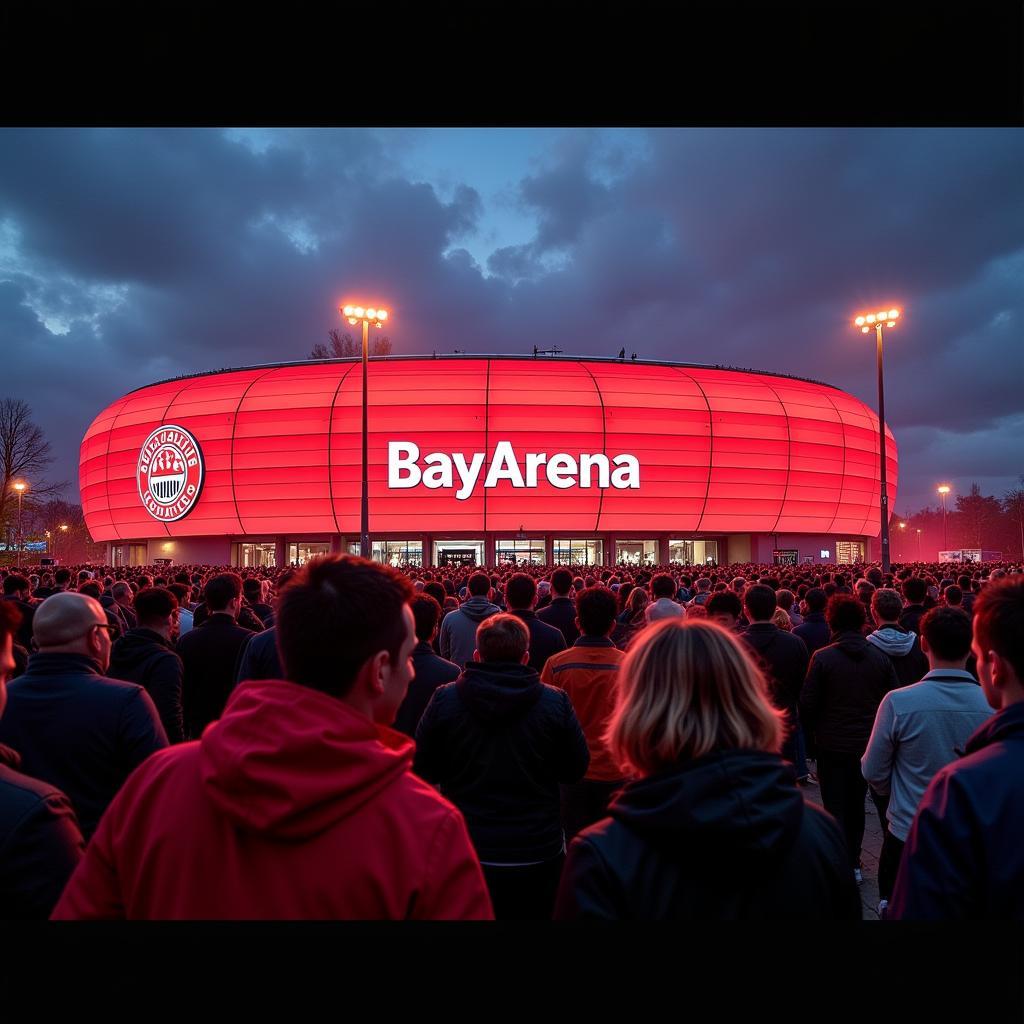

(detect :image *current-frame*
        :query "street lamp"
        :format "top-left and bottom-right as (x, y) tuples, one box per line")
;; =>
(11, 480), (27, 567)
(937, 484), (951, 552)
(898, 521), (906, 560)
(340, 302), (390, 559)
(916, 527), (922, 560)
(60, 523), (69, 563)
(45, 529), (51, 555)
(853, 307), (900, 573)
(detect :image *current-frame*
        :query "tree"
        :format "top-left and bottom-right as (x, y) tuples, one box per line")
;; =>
(0, 398), (67, 554)
(1004, 476), (1024, 560)
(308, 328), (392, 359)
(953, 482), (1002, 550)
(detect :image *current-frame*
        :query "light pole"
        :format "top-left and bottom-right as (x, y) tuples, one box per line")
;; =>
(898, 521), (906, 561)
(60, 523), (68, 563)
(854, 307), (900, 573)
(12, 480), (27, 568)
(937, 484), (951, 552)
(340, 303), (390, 559)
(916, 528), (922, 560)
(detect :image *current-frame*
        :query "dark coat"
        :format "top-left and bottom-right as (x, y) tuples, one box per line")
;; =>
(554, 749), (861, 920)
(392, 641), (461, 738)
(899, 603), (927, 636)
(235, 625), (282, 685)
(193, 602), (265, 634)
(414, 660), (589, 862)
(176, 613), (254, 739)
(0, 652), (168, 839)
(742, 623), (810, 711)
(0, 742), (85, 919)
(793, 611), (830, 657)
(799, 631), (901, 755)
(890, 701), (1024, 920)
(508, 609), (567, 673)
(108, 627), (185, 743)
(536, 596), (580, 647)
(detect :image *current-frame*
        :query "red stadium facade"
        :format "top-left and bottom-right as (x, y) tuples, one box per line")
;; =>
(80, 356), (898, 568)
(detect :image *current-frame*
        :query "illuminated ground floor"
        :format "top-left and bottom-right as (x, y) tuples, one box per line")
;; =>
(108, 532), (872, 569)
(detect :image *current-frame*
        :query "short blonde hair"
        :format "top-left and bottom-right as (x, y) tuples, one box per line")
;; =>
(606, 618), (785, 776)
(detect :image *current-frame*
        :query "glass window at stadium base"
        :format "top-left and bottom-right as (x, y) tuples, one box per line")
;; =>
(83, 356), (897, 569)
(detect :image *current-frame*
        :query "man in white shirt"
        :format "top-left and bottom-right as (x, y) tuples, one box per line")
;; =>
(861, 605), (992, 917)
(645, 573), (683, 624)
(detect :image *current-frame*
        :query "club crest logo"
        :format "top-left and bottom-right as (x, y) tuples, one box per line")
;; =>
(137, 425), (204, 522)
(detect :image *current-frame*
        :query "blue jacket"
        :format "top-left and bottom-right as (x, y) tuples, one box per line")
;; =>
(889, 700), (1024, 920)
(235, 626), (283, 685)
(0, 652), (167, 839)
(536, 596), (580, 647)
(508, 609), (567, 674)
(793, 611), (830, 657)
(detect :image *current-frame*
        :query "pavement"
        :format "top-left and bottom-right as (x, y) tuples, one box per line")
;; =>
(801, 759), (885, 920)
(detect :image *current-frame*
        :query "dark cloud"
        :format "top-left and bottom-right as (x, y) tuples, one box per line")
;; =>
(0, 127), (1021, 515)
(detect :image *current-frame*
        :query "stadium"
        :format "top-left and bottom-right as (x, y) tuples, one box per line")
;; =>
(79, 355), (898, 569)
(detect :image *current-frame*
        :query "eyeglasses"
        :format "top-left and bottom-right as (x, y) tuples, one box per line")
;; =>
(92, 623), (118, 638)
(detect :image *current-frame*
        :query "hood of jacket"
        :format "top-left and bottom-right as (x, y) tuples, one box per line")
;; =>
(866, 624), (917, 658)
(964, 699), (1024, 756)
(455, 661), (544, 723)
(109, 627), (175, 673)
(829, 630), (873, 661)
(742, 622), (782, 654)
(458, 596), (502, 623)
(608, 749), (803, 870)
(199, 679), (414, 840)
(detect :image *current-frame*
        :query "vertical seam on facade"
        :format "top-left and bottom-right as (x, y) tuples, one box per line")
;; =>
(671, 366), (714, 534)
(821, 389), (847, 536)
(101, 400), (130, 543)
(578, 361), (607, 534)
(483, 359), (491, 535)
(230, 368), (281, 539)
(764, 381), (792, 536)
(327, 362), (358, 535)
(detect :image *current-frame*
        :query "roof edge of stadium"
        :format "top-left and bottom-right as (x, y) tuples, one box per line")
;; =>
(128, 353), (842, 395)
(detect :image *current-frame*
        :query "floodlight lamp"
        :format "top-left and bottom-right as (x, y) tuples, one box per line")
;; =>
(866, 314), (876, 323)
(366, 308), (377, 320)
(855, 316), (865, 326)
(342, 305), (354, 317)
(377, 309), (388, 322)
(888, 309), (899, 319)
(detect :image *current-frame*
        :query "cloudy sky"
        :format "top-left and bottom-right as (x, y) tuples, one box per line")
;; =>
(1, 127), (1022, 515)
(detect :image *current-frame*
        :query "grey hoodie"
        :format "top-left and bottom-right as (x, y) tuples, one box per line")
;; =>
(439, 596), (502, 668)
(867, 625), (918, 658)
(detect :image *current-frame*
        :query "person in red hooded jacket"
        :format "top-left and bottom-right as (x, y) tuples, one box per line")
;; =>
(52, 556), (493, 920)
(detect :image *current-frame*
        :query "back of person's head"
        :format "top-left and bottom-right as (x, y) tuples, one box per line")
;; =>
(606, 619), (784, 776)
(78, 581), (101, 599)
(77, 570), (93, 585)
(204, 572), (242, 613)
(133, 586), (178, 629)
(32, 592), (106, 650)
(111, 581), (133, 602)
(804, 587), (827, 613)
(626, 587), (649, 616)
(826, 594), (866, 633)
(871, 588), (903, 624)
(576, 586), (618, 637)
(972, 578), (1024, 686)
(166, 583), (190, 607)
(776, 589), (795, 612)
(650, 573), (676, 600)
(550, 568), (573, 597)
(467, 571), (491, 598)
(920, 606), (972, 663)
(54, 567), (71, 588)
(475, 613), (529, 664)
(706, 590), (742, 622)
(730, 577), (746, 594)
(423, 581), (446, 607)
(943, 584), (963, 606)
(3, 574), (29, 596)
(242, 577), (263, 601)
(410, 593), (443, 643)
(504, 573), (537, 611)
(743, 584), (777, 623)
(903, 577), (927, 604)
(276, 555), (413, 697)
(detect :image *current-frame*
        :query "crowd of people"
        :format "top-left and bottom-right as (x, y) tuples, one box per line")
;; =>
(0, 554), (1021, 920)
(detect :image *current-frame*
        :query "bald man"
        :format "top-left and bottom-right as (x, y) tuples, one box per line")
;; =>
(0, 593), (167, 839)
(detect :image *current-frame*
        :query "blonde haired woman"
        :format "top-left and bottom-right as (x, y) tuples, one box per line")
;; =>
(554, 619), (860, 919)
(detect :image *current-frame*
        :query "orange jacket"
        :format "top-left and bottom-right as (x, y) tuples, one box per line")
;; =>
(541, 637), (625, 782)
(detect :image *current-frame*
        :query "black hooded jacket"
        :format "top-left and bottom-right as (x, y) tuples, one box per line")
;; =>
(414, 660), (589, 862)
(109, 627), (185, 744)
(554, 748), (860, 919)
(799, 631), (901, 754)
